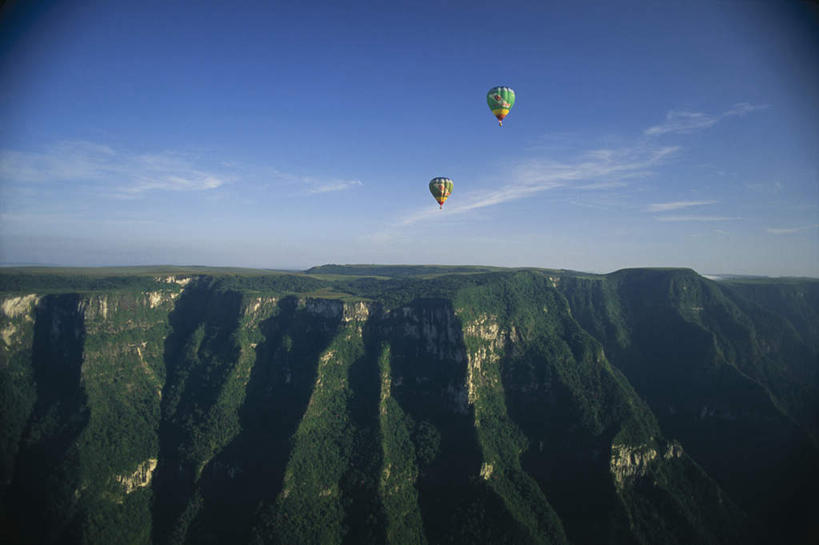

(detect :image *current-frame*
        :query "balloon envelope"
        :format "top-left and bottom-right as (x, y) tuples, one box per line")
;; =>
(487, 86), (516, 126)
(429, 177), (454, 208)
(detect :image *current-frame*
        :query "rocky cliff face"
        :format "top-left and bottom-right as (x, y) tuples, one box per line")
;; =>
(609, 442), (683, 488)
(116, 458), (158, 495)
(0, 268), (816, 545)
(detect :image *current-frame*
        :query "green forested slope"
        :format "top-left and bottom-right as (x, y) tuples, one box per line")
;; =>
(0, 267), (816, 545)
(559, 269), (819, 544)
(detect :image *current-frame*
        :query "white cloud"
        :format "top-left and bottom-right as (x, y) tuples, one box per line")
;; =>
(645, 111), (717, 136)
(644, 102), (768, 136)
(0, 141), (366, 200)
(0, 141), (231, 194)
(576, 181), (630, 190)
(646, 200), (717, 212)
(256, 169), (363, 195)
(400, 144), (678, 225)
(308, 180), (363, 194)
(654, 215), (741, 222)
(725, 102), (768, 116)
(766, 224), (819, 235)
(0, 211), (162, 228)
(747, 181), (784, 194)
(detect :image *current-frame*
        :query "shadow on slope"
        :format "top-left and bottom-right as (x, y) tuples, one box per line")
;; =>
(560, 269), (819, 544)
(3, 295), (88, 545)
(457, 271), (747, 545)
(338, 315), (387, 545)
(382, 298), (532, 545)
(151, 284), (245, 545)
(183, 296), (344, 544)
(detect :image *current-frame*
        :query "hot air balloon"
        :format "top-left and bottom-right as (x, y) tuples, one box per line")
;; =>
(487, 86), (515, 126)
(429, 177), (453, 209)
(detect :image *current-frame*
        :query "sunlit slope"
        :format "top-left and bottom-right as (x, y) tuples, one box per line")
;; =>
(1, 267), (816, 545)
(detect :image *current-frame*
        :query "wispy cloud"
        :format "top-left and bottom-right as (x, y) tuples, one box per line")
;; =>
(766, 224), (819, 235)
(654, 215), (740, 222)
(747, 181), (784, 194)
(0, 141), (231, 194)
(0, 141), (366, 200)
(256, 168), (363, 195)
(397, 101), (761, 227)
(644, 102), (768, 136)
(646, 200), (717, 212)
(400, 144), (678, 225)
(0, 211), (162, 227)
(576, 181), (630, 190)
(307, 179), (363, 194)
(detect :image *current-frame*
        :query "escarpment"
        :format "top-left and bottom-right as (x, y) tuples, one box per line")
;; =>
(1, 268), (816, 545)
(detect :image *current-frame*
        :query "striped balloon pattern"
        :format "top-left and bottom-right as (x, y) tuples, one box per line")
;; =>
(429, 177), (454, 208)
(487, 86), (516, 126)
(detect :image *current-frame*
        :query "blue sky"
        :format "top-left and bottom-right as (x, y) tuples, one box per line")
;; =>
(1, 0), (817, 275)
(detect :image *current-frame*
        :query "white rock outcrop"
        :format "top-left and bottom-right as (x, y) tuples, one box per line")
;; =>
(460, 314), (519, 404)
(610, 442), (683, 487)
(156, 275), (191, 286)
(1, 294), (39, 348)
(115, 458), (158, 494)
(1, 294), (39, 319)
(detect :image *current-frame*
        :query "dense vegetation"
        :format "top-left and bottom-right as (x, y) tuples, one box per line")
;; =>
(0, 266), (816, 544)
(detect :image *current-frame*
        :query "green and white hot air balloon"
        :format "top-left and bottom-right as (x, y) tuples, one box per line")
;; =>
(487, 86), (516, 126)
(429, 177), (453, 209)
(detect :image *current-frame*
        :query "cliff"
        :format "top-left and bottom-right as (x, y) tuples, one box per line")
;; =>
(0, 267), (816, 545)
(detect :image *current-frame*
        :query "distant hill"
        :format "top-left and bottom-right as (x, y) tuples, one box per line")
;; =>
(1, 266), (816, 544)
(305, 263), (510, 277)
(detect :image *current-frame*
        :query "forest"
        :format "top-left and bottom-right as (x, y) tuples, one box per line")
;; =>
(1, 266), (817, 544)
